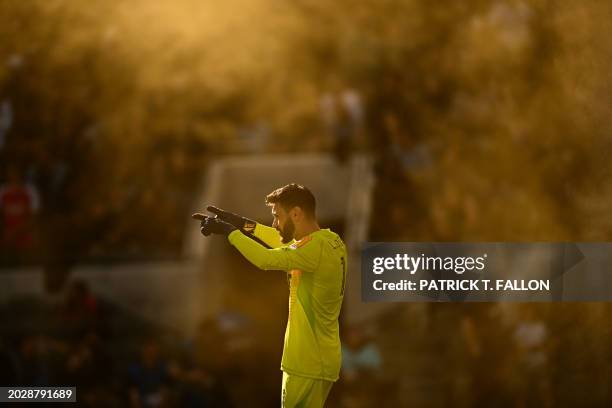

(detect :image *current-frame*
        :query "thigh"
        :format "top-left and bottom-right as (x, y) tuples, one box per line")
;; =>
(282, 373), (334, 408)
(301, 379), (334, 408)
(282, 372), (312, 408)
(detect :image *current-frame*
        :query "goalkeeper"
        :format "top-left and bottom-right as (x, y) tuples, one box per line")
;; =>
(192, 183), (347, 408)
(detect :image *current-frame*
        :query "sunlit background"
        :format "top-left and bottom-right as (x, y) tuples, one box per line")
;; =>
(1, 0), (612, 406)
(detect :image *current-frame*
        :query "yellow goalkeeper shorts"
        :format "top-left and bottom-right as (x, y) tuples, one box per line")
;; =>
(281, 372), (334, 408)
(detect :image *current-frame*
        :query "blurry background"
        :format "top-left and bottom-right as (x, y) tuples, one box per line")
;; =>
(1, 0), (612, 406)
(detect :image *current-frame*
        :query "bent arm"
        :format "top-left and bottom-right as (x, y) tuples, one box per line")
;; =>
(228, 230), (319, 272)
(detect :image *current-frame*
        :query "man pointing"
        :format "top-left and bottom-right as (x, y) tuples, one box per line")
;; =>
(193, 183), (347, 408)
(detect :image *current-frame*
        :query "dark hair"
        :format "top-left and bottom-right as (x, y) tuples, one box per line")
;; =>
(265, 183), (316, 218)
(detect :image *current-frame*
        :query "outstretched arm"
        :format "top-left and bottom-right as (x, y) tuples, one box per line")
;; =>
(228, 230), (320, 272)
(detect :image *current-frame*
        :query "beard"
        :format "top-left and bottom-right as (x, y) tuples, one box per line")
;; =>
(279, 218), (295, 244)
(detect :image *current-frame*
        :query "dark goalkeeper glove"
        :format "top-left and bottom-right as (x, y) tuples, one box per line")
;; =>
(192, 213), (237, 237)
(205, 206), (257, 233)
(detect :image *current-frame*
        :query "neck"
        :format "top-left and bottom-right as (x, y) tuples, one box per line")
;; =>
(294, 221), (320, 241)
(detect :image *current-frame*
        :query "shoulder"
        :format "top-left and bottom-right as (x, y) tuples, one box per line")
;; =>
(290, 235), (315, 249)
(309, 229), (345, 250)
(318, 229), (345, 249)
(288, 230), (330, 250)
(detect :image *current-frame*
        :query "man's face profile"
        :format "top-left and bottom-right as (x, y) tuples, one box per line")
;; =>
(272, 203), (295, 244)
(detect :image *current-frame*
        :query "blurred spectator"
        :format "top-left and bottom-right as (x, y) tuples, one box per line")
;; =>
(0, 166), (40, 256)
(513, 306), (552, 408)
(14, 334), (51, 386)
(338, 325), (383, 407)
(59, 279), (101, 339)
(64, 331), (111, 384)
(341, 326), (382, 381)
(176, 318), (233, 407)
(128, 339), (173, 408)
(459, 304), (514, 408)
(217, 311), (256, 357)
(192, 317), (230, 376)
(63, 330), (114, 406)
(320, 85), (363, 163)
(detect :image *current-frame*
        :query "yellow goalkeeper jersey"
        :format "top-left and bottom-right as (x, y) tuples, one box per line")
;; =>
(227, 223), (347, 382)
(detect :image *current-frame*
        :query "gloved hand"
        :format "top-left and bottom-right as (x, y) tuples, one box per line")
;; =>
(206, 206), (257, 233)
(192, 213), (237, 237)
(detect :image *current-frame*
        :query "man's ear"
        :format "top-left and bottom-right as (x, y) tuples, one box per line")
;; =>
(290, 206), (303, 221)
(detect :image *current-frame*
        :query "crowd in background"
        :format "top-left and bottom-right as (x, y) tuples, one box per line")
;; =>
(2, 277), (610, 407)
(0, 279), (261, 407)
(0, 105), (208, 293)
(0, 79), (432, 264)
